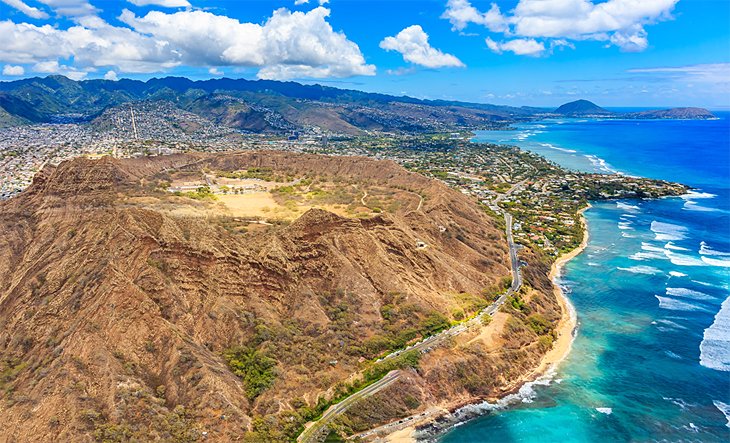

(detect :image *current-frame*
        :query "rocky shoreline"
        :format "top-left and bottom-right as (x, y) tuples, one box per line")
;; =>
(370, 206), (591, 443)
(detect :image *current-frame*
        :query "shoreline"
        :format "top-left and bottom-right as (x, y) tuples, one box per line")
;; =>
(376, 205), (591, 443)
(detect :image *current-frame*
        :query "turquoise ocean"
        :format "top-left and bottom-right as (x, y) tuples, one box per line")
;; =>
(440, 114), (730, 442)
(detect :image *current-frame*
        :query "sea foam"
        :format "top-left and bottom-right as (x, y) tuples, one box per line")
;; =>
(617, 266), (662, 275)
(666, 287), (716, 301)
(700, 297), (730, 372)
(651, 221), (688, 241)
(616, 202), (640, 212)
(655, 295), (709, 312)
(585, 154), (616, 173)
(539, 142), (577, 153)
(664, 250), (706, 267)
(713, 400), (730, 428)
(699, 241), (730, 257)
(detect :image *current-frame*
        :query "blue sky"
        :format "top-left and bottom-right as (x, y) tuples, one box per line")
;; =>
(1, 0), (728, 107)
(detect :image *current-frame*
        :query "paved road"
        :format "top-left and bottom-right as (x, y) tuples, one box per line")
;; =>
(297, 371), (401, 443)
(298, 198), (523, 443)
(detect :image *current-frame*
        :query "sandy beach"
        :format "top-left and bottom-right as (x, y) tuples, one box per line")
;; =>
(379, 205), (591, 443)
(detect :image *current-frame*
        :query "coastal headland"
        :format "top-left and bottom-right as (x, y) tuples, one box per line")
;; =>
(0, 131), (688, 442)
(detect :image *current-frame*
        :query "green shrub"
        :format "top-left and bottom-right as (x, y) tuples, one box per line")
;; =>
(223, 346), (277, 400)
(526, 314), (552, 336)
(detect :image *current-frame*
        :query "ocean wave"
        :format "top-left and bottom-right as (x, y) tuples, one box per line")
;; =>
(642, 242), (666, 253)
(621, 213), (637, 218)
(700, 297), (730, 372)
(654, 319), (688, 330)
(585, 154), (616, 173)
(618, 265), (662, 275)
(655, 295), (710, 312)
(666, 287), (716, 301)
(595, 407), (612, 415)
(665, 242), (690, 251)
(700, 241), (730, 257)
(665, 350), (682, 359)
(618, 221), (634, 230)
(664, 250), (706, 267)
(701, 256), (730, 267)
(622, 232), (636, 238)
(616, 202), (640, 212)
(664, 397), (696, 410)
(669, 271), (688, 277)
(651, 221), (688, 242)
(539, 143), (578, 153)
(629, 251), (667, 261)
(713, 400), (730, 428)
(683, 200), (720, 212)
(681, 191), (717, 200)
(447, 367), (557, 420)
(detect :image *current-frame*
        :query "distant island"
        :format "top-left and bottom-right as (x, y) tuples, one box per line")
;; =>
(552, 99), (716, 120)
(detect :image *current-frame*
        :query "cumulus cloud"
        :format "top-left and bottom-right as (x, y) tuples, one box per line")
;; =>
(380, 25), (464, 68)
(2, 64), (25, 76)
(441, 0), (508, 32)
(0, 6), (374, 79)
(119, 6), (375, 79)
(128, 0), (191, 7)
(443, 0), (678, 54)
(103, 70), (117, 80)
(1, 0), (49, 19)
(486, 37), (545, 56)
(208, 67), (222, 76)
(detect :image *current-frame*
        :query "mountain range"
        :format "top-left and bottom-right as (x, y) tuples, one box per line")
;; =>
(0, 76), (717, 135)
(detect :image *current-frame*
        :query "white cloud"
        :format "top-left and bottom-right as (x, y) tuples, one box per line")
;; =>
(33, 60), (60, 73)
(32, 59), (88, 79)
(103, 70), (117, 80)
(380, 25), (464, 68)
(0, 6), (374, 80)
(120, 6), (375, 79)
(2, 64), (25, 76)
(486, 37), (545, 56)
(128, 0), (191, 7)
(443, 0), (678, 54)
(628, 63), (730, 84)
(294, 0), (309, 4)
(208, 67), (222, 76)
(1, 0), (49, 19)
(36, 0), (98, 17)
(441, 0), (508, 32)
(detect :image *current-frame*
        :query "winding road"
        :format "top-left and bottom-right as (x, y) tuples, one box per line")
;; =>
(297, 190), (523, 443)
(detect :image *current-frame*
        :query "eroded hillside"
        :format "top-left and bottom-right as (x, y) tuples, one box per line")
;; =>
(0, 152), (559, 442)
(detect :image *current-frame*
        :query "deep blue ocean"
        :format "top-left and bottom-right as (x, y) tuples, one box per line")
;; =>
(440, 115), (730, 442)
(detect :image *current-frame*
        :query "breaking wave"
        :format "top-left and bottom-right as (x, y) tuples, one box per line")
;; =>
(655, 295), (710, 312)
(714, 400), (730, 427)
(700, 297), (730, 372)
(651, 221), (688, 242)
(585, 154), (616, 173)
(665, 287), (716, 301)
(617, 265), (662, 275)
(616, 202), (640, 212)
(539, 142), (577, 153)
